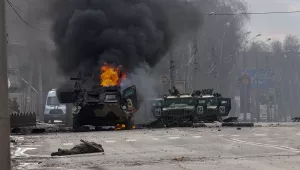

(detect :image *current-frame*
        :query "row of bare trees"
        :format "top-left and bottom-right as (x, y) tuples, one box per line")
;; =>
(155, 0), (300, 120)
(247, 35), (300, 120)
(155, 0), (250, 94)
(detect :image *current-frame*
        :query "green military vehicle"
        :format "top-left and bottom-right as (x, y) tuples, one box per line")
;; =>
(57, 73), (139, 131)
(149, 88), (240, 127)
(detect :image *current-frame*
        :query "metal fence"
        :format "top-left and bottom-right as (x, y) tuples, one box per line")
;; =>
(10, 112), (36, 128)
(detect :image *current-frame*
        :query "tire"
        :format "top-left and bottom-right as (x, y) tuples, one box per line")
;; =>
(125, 117), (134, 130)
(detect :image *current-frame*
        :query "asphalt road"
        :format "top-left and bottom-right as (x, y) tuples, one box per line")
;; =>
(11, 125), (300, 170)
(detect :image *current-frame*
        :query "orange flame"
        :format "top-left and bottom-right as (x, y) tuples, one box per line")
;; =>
(100, 63), (126, 87)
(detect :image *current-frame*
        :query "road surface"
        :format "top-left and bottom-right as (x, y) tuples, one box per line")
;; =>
(11, 125), (300, 170)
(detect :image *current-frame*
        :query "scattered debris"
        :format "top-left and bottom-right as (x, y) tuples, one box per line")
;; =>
(10, 138), (17, 144)
(31, 128), (46, 134)
(291, 117), (300, 122)
(192, 123), (207, 128)
(146, 120), (165, 129)
(173, 157), (185, 161)
(218, 129), (221, 131)
(222, 122), (254, 127)
(115, 124), (126, 130)
(51, 140), (104, 156)
(11, 128), (21, 134)
(237, 127), (241, 130)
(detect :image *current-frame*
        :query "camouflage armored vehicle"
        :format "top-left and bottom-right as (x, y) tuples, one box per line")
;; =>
(150, 88), (235, 127)
(58, 73), (139, 131)
(191, 89), (233, 123)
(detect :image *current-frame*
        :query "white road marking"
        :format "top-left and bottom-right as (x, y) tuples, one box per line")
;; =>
(104, 140), (116, 143)
(125, 139), (137, 142)
(11, 136), (24, 141)
(28, 136), (42, 138)
(254, 134), (267, 136)
(192, 136), (202, 138)
(229, 138), (300, 153)
(296, 133), (300, 136)
(168, 137), (181, 140)
(152, 138), (160, 140)
(13, 147), (37, 157)
(62, 143), (74, 146)
(231, 135), (240, 137)
(20, 145), (42, 147)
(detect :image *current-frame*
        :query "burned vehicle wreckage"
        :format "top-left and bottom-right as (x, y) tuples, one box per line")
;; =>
(57, 71), (139, 131)
(150, 88), (248, 127)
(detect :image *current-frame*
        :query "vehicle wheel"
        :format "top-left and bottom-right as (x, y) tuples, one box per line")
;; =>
(125, 117), (134, 130)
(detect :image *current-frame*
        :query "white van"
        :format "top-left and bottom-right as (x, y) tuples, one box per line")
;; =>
(44, 89), (67, 123)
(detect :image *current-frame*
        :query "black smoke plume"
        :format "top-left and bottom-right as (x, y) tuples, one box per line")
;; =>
(47, 0), (203, 76)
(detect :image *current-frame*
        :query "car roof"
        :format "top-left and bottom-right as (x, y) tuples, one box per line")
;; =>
(47, 89), (57, 97)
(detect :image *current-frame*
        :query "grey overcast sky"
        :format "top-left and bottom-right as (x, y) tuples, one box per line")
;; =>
(246, 0), (300, 41)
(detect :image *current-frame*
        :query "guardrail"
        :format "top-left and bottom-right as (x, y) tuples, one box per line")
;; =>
(10, 112), (36, 128)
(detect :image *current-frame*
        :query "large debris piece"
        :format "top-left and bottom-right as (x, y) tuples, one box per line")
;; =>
(291, 117), (300, 122)
(51, 140), (104, 156)
(10, 112), (36, 128)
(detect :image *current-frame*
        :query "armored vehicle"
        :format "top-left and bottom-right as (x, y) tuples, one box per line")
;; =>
(150, 88), (235, 127)
(57, 73), (139, 131)
(191, 89), (233, 122)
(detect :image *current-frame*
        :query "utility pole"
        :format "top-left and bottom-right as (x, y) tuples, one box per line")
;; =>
(38, 63), (44, 121)
(255, 52), (260, 122)
(169, 52), (175, 88)
(266, 55), (270, 122)
(193, 38), (198, 89)
(0, 0), (11, 169)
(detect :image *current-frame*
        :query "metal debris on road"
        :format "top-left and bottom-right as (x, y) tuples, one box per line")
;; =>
(291, 117), (300, 122)
(51, 139), (104, 156)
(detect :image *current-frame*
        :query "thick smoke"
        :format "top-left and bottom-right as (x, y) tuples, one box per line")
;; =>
(47, 0), (203, 76)
(120, 65), (158, 124)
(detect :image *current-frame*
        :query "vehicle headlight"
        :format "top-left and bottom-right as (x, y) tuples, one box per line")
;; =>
(121, 105), (127, 110)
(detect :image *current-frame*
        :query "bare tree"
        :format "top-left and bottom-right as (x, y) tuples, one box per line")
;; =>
(283, 35), (300, 53)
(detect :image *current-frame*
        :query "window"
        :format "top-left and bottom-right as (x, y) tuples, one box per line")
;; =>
(47, 97), (60, 106)
(198, 100), (205, 104)
(151, 100), (162, 107)
(165, 98), (195, 106)
(123, 88), (134, 97)
(105, 95), (117, 101)
(207, 98), (219, 106)
(221, 100), (228, 104)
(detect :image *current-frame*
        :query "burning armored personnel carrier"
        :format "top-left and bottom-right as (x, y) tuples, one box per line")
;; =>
(150, 88), (239, 127)
(57, 64), (139, 131)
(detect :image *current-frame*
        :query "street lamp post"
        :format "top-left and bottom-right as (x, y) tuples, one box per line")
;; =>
(254, 34), (262, 122)
(264, 38), (272, 122)
(217, 21), (233, 92)
(241, 33), (261, 121)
